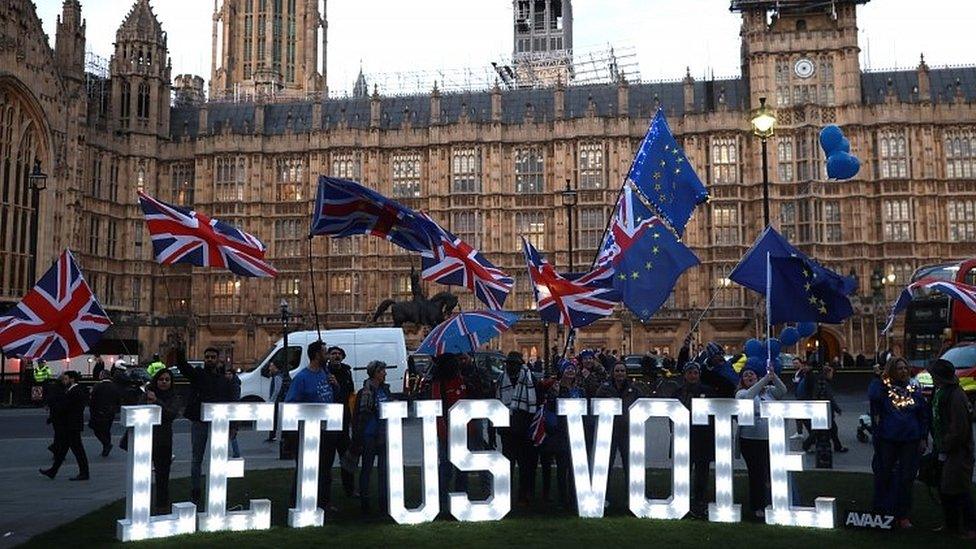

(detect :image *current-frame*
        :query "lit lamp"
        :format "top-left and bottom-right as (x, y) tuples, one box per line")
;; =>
(560, 179), (578, 274)
(750, 97), (777, 228)
(27, 159), (48, 281)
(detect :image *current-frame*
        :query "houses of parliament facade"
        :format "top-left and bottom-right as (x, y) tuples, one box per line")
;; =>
(1, 0), (975, 366)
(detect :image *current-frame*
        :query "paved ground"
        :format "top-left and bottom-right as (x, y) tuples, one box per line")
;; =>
(0, 392), (876, 548)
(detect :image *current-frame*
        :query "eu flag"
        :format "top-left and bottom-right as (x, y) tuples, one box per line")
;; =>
(611, 218), (699, 322)
(730, 226), (856, 296)
(768, 256), (854, 324)
(628, 110), (709, 236)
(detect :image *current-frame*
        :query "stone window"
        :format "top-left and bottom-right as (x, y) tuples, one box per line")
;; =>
(711, 204), (739, 246)
(882, 199), (913, 241)
(515, 147), (544, 193)
(275, 157), (304, 201)
(823, 200), (842, 243)
(777, 137), (794, 182)
(214, 156), (246, 202)
(516, 211), (546, 251)
(878, 131), (909, 179)
(452, 147), (481, 193)
(452, 211), (482, 248)
(948, 199), (976, 242)
(391, 153), (421, 198)
(170, 161), (194, 205)
(578, 142), (605, 189)
(331, 151), (361, 181)
(274, 218), (303, 258)
(276, 276), (300, 300)
(577, 207), (607, 250)
(710, 137), (738, 184)
(212, 276), (241, 313)
(945, 130), (976, 179)
(713, 264), (741, 307)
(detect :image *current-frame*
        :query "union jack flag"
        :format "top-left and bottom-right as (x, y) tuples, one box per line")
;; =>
(420, 215), (513, 310)
(884, 278), (976, 333)
(310, 176), (433, 253)
(596, 183), (656, 268)
(521, 237), (620, 328)
(530, 404), (547, 447)
(0, 250), (111, 360)
(138, 191), (277, 278)
(416, 310), (520, 356)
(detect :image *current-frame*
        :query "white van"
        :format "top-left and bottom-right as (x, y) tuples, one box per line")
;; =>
(239, 328), (407, 402)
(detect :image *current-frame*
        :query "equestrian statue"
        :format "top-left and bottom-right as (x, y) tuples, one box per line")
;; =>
(370, 268), (458, 329)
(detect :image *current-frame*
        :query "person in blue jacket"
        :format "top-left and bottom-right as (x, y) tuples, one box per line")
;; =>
(353, 360), (392, 514)
(868, 356), (929, 529)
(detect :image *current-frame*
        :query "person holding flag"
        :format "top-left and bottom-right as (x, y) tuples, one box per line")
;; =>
(735, 367), (788, 521)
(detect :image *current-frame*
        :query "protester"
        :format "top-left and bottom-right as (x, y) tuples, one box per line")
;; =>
(144, 368), (180, 513)
(596, 362), (639, 507)
(546, 362), (584, 509)
(460, 352), (496, 488)
(354, 360), (392, 514)
(285, 340), (342, 513)
(736, 368), (787, 520)
(88, 369), (121, 456)
(176, 346), (234, 505)
(673, 361), (716, 517)
(147, 353), (167, 378)
(802, 363), (849, 453)
(39, 371), (90, 481)
(260, 360), (290, 442)
(534, 370), (559, 502)
(791, 357), (811, 440)
(577, 350), (606, 460)
(91, 354), (105, 381)
(497, 351), (539, 505)
(868, 357), (929, 529)
(433, 353), (468, 510)
(927, 359), (976, 539)
(327, 346), (356, 497)
(224, 365), (242, 459)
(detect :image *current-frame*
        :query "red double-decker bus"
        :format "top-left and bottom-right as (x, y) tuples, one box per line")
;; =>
(903, 259), (976, 368)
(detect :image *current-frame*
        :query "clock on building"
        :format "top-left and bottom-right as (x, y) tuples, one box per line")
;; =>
(794, 58), (815, 79)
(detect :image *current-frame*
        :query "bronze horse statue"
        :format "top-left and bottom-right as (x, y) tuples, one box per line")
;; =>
(370, 269), (459, 328)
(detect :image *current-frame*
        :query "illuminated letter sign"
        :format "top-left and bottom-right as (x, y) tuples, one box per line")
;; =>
(279, 402), (345, 528)
(762, 401), (836, 528)
(692, 398), (754, 523)
(198, 403), (275, 532)
(116, 406), (196, 541)
(382, 400), (443, 524)
(560, 398), (621, 518)
(448, 399), (511, 522)
(628, 398), (690, 519)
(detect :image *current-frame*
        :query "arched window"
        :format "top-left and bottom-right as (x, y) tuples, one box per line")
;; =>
(120, 81), (131, 128)
(137, 82), (150, 120)
(0, 84), (43, 297)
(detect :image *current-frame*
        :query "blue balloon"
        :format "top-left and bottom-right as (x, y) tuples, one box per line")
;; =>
(827, 151), (861, 180)
(771, 357), (783, 375)
(797, 322), (817, 338)
(744, 338), (763, 357)
(819, 125), (845, 154)
(768, 338), (782, 357)
(838, 136), (851, 153)
(780, 326), (800, 346)
(745, 356), (763, 371)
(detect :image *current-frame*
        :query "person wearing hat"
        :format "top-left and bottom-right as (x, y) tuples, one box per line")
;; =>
(326, 346), (356, 498)
(735, 367), (787, 520)
(928, 359), (976, 539)
(147, 353), (167, 378)
(596, 361), (640, 508)
(867, 356), (928, 529)
(496, 350), (538, 505)
(354, 360), (392, 514)
(673, 361), (716, 518)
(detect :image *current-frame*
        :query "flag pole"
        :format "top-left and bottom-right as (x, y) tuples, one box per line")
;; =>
(766, 251), (772, 373)
(307, 236), (322, 342)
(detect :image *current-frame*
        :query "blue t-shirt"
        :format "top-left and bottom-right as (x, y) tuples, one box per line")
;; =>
(285, 367), (335, 404)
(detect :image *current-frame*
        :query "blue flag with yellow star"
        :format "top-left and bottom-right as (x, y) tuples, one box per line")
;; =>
(611, 218), (699, 322)
(628, 109), (709, 236)
(768, 256), (854, 324)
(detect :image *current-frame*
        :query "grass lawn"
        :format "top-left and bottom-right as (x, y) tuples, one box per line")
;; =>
(21, 467), (969, 548)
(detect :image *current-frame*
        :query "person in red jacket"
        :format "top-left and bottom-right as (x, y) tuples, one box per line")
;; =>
(431, 353), (467, 512)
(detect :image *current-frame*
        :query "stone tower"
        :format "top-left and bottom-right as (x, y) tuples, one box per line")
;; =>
(54, 0), (86, 85)
(512, 0), (573, 86)
(210, 0), (327, 101)
(732, 0), (870, 109)
(110, 0), (172, 137)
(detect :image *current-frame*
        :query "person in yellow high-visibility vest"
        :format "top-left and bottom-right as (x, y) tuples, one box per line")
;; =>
(33, 360), (53, 384)
(147, 353), (167, 378)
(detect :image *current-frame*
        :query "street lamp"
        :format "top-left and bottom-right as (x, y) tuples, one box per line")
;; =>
(27, 159), (48, 281)
(750, 97), (776, 228)
(279, 299), (291, 369)
(560, 178), (578, 274)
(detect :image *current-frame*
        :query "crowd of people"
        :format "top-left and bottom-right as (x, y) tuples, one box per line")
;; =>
(29, 338), (975, 539)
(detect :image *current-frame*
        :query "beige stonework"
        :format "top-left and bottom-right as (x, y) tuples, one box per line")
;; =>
(1, 0), (974, 368)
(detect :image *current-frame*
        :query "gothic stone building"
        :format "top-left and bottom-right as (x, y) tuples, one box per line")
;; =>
(1, 0), (975, 367)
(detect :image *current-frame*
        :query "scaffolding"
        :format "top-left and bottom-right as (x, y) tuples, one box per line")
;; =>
(85, 51), (111, 125)
(353, 42), (642, 98)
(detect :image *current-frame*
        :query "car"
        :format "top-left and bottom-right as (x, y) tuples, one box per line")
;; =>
(914, 343), (976, 404)
(623, 354), (646, 377)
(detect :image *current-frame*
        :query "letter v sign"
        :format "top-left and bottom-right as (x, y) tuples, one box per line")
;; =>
(559, 398), (622, 518)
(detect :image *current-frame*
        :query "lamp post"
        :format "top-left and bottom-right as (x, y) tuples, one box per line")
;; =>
(870, 268), (885, 355)
(560, 179), (578, 354)
(280, 299), (290, 369)
(27, 159), (48, 281)
(750, 97), (776, 228)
